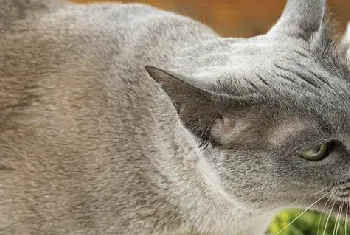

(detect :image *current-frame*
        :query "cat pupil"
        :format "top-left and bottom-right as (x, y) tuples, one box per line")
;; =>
(311, 146), (322, 154)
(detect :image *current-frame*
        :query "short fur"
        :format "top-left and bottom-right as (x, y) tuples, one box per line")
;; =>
(1, 0), (350, 234)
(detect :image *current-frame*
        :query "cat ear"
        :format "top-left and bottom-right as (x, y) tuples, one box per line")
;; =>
(268, 0), (326, 39)
(145, 66), (223, 143)
(145, 66), (214, 94)
(145, 66), (276, 148)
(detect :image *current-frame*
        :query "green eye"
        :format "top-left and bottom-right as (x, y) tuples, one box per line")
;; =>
(300, 143), (329, 161)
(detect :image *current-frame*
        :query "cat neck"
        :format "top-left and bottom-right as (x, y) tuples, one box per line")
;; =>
(160, 129), (275, 234)
(185, 153), (276, 234)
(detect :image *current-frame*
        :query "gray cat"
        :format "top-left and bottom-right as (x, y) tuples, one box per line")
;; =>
(1, 0), (350, 234)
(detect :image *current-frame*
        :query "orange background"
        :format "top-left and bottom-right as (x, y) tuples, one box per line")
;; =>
(71, 0), (350, 38)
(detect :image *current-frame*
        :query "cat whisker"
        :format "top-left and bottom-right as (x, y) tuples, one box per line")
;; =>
(312, 186), (331, 197)
(332, 201), (340, 235)
(345, 199), (348, 235)
(318, 190), (335, 235)
(333, 202), (343, 235)
(274, 194), (327, 235)
(337, 202), (343, 234)
(323, 199), (336, 235)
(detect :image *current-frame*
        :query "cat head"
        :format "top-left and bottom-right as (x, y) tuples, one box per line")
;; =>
(147, 0), (350, 216)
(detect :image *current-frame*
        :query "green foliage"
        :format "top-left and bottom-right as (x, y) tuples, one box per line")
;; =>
(268, 210), (350, 235)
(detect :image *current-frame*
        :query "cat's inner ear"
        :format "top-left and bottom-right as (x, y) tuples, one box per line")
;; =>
(268, 0), (326, 39)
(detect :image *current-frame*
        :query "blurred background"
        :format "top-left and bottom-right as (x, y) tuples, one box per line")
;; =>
(70, 0), (350, 234)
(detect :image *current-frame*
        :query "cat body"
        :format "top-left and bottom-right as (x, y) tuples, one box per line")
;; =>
(1, 0), (350, 235)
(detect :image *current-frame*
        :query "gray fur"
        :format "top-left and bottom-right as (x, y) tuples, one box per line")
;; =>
(1, 0), (350, 234)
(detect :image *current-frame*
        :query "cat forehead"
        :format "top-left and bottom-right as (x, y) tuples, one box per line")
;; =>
(191, 36), (350, 102)
(217, 103), (350, 150)
(212, 82), (350, 138)
(178, 36), (343, 84)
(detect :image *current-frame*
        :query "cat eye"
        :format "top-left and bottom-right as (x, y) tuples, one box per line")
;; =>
(300, 143), (329, 161)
